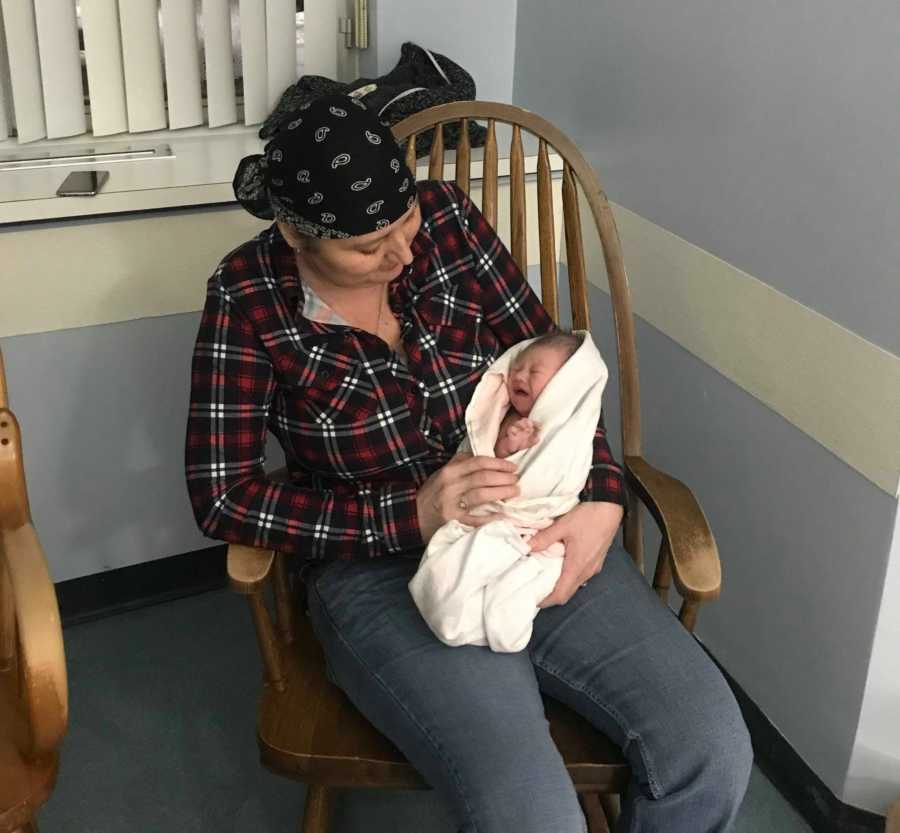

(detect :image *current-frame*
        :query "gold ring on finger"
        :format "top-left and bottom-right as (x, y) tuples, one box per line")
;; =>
(458, 496), (468, 511)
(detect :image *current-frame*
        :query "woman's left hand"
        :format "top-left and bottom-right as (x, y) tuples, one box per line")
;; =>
(528, 501), (625, 608)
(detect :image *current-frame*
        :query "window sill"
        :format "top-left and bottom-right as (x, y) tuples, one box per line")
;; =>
(0, 123), (563, 226)
(0, 124), (264, 225)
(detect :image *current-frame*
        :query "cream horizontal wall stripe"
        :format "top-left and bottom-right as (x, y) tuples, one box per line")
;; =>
(582, 200), (900, 497)
(0, 207), (267, 338)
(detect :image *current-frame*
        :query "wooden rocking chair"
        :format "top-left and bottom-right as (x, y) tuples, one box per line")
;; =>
(226, 102), (722, 832)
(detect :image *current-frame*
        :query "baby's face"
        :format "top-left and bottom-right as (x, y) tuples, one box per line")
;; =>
(507, 345), (569, 416)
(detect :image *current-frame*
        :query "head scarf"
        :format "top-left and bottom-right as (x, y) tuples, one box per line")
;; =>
(233, 94), (417, 239)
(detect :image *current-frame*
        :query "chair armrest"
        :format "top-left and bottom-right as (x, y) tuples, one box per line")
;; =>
(227, 544), (275, 595)
(624, 455), (721, 602)
(2, 523), (68, 757)
(224, 468), (289, 594)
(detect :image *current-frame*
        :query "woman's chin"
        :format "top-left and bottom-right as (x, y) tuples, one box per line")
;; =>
(369, 265), (404, 283)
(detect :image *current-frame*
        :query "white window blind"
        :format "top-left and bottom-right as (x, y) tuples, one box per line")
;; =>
(119, 0), (167, 132)
(79, 0), (127, 136)
(1, 0), (46, 142)
(0, 0), (309, 145)
(0, 7), (14, 139)
(34, 0), (86, 138)
(202, 0), (237, 128)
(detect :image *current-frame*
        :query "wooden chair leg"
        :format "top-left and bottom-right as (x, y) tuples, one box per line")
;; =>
(600, 793), (620, 825)
(579, 792), (611, 833)
(300, 785), (334, 833)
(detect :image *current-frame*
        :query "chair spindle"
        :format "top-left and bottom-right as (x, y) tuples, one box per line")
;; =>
(429, 123), (445, 180)
(272, 553), (296, 645)
(562, 162), (590, 331)
(537, 139), (559, 322)
(482, 120), (499, 229)
(405, 135), (417, 177)
(248, 592), (286, 691)
(509, 124), (527, 274)
(652, 539), (673, 603)
(679, 600), (699, 632)
(623, 491), (644, 572)
(455, 118), (471, 194)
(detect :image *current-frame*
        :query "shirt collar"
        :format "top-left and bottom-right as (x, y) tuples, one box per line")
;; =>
(267, 217), (440, 335)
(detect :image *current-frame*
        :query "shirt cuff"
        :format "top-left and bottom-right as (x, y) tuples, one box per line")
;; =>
(580, 466), (627, 508)
(377, 484), (424, 554)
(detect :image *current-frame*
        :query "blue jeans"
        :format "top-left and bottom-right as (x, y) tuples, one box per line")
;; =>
(305, 547), (752, 833)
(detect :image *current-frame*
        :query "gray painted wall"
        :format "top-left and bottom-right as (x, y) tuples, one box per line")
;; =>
(513, 1), (899, 799)
(513, 0), (899, 356)
(0, 315), (284, 583)
(358, 0), (517, 104)
(557, 272), (894, 793)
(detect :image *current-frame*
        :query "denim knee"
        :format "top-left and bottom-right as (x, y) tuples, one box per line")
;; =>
(717, 697), (754, 812)
(681, 682), (753, 816)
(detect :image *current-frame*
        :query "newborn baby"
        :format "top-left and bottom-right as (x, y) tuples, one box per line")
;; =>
(493, 332), (581, 458)
(410, 329), (609, 653)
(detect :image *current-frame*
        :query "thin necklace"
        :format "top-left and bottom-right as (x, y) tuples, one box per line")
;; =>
(374, 287), (386, 339)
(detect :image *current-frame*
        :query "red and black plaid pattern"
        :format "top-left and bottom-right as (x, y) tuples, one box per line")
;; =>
(186, 180), (624, 561)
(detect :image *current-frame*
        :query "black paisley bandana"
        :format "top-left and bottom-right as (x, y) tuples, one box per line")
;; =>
(232, 94), (417, 239)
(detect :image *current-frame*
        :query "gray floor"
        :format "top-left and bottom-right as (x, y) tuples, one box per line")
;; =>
(41, 590), (813, 833)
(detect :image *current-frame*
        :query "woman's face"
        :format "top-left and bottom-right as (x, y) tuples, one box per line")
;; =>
(283, 201), (422, 289)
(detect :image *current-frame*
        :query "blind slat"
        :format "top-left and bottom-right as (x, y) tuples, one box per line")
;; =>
(201, 0), (237, 127)
(0, 10), (13, 139)
(160, 0), (203, 129)
(239, 0), (268, 125)
(34, 0), (86, 138)
(80, 0), (128, 136)
(1, 0), (47, 142)
(266, 0), (296, 110)
(119, 0), (167, 132)
(302, 0), (337, 80)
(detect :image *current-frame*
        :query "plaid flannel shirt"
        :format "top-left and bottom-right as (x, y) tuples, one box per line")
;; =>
(185, 180), (624, 562)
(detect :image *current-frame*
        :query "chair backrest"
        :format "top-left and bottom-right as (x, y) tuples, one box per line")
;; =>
(0, 349), (68, 762)
(393, 102), (644, 558)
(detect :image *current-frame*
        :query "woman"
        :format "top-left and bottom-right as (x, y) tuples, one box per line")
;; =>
(185, 95), (751, 833)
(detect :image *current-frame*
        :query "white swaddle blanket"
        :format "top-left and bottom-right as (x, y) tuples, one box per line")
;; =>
(409, 331), (609, 652)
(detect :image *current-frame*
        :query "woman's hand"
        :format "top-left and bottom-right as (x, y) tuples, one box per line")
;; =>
(416, 452), (519, 543)
(528, 501), (624, 608)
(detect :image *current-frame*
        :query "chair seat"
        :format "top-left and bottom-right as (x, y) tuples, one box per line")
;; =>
(0, 667), (58, 833)
(257, 614), (629, 792)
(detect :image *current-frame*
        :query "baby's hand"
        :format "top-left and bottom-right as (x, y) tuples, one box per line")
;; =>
(507, 417), (539, 445)
(495, 417), (541, 457)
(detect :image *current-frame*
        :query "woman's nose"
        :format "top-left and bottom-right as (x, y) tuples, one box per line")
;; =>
(385, 231), (414, 266)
